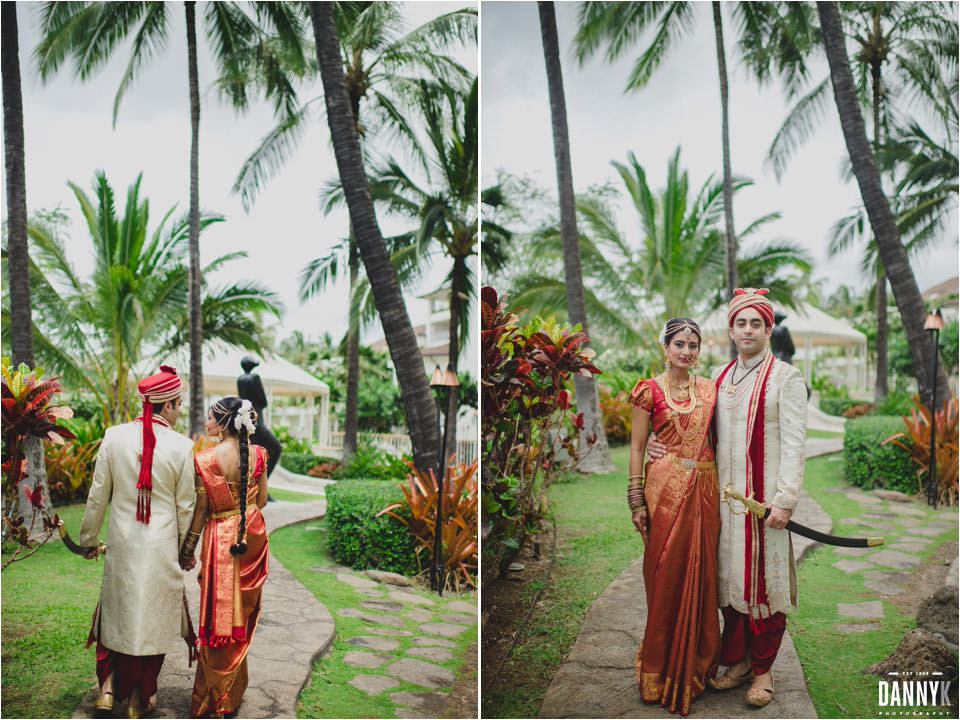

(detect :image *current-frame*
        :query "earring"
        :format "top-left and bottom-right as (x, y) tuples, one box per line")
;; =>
(664, 359), (672, 369)
(693, 358), (699, 368)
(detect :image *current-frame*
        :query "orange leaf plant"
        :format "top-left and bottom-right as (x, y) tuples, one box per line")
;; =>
(883, 394), (959, 506)
(377, 457), (478, 591)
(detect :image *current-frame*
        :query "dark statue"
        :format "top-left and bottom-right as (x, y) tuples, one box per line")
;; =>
(237, 356), (282, 478)
(770, 311), (796, 365)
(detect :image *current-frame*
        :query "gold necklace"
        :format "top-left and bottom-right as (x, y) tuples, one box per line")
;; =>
(662, 374), (698, 416)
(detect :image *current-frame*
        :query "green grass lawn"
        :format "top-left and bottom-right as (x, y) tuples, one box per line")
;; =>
(1, 503), (104, 718)
(482, 444), (639, 717)
(270, 519), (477, 718)
(791, 454), (957, 718)
(807, 428), (846, 439)
(482, 446), (958, 719)
(269, 487), (324, 503)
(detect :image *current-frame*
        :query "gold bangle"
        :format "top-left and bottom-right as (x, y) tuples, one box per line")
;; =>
(627, 473), (645, 480)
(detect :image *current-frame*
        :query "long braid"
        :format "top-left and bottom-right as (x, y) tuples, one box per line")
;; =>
(230, 422), (250, 556)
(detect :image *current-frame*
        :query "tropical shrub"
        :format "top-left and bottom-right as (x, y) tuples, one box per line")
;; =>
(884, 394), (959, 506)
(481, 286), (600, 584)
(598, 385), (632, 446)
(843, 415), (916, 492)
(325, 480), (418, 575)
(45, 415), (104, 505)
(378, 459), (478, 590)
(1, 360), (75, 567)
(334, 441), (410, 480)
(306, 458), (343, 478)
(280, 452), (323, 475)
(872, 387), (916, 417)
(274, 425), (313, 455)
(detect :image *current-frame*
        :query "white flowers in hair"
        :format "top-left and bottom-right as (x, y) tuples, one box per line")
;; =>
(234, 400), (257, 435)
(658, 322), (669, 346)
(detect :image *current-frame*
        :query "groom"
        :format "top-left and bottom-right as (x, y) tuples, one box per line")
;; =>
(649, 289), (807, 707)
(78, 365), (196, 718)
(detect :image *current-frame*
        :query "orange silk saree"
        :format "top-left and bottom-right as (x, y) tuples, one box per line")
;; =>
(629, 377), (721, 716)
(190, 445), (269, 718)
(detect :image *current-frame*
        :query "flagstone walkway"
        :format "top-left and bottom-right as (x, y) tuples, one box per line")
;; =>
(539, 438), (871, 719)
(73, 499), (334, 718)
(310, 564), (478, 718)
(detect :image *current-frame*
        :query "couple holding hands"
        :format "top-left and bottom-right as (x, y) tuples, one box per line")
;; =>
(77, 366), (269, 718)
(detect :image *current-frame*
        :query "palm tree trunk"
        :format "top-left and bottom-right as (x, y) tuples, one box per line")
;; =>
(444, 261), (466, 465)
(2, 3), (48, 524)
(538, 1), (613, 474)
(870, 58), (888, 402)
(3, 2), (32, 368)
(343, 234), (359, 458)
(185, 1), (204, 436)
(309, 2), (438, 473)
(712, 2), (738, 359)
(817, 1), (947, 404)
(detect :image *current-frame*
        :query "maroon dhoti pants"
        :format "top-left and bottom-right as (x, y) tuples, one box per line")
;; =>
(719, 606), (786, 675)
(96, 639), (164, 702)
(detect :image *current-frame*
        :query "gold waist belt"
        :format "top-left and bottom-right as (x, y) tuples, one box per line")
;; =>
(669, 455), (715, 469)
(209, 508), (240, 520)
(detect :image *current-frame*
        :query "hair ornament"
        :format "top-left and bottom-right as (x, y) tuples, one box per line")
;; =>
(234, 399), (257, 435)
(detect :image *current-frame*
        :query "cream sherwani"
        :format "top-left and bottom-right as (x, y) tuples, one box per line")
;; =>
(712, 353), (807, 617)
(78, 421), (196, 655)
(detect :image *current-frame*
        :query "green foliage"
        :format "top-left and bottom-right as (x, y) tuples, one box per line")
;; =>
(819, 395), (861, 417)
(273, 425), (313, 455)
(279, 451), (322, 475)
(334, 440), (410, 480)
(325, 480), (418, 575)
(889, 319), (959, 378)
(3, 175), (281, 424)
(481, 287), (601, 584)
(873, 386), (916, 416)
(843, 416), (917, 492)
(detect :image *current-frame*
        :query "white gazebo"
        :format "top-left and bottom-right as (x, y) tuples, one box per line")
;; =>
(699, 300), (869, 391)
(150, 345), (331, 447)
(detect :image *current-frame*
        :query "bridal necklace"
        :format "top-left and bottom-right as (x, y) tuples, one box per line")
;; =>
(662, 373), (697, 415)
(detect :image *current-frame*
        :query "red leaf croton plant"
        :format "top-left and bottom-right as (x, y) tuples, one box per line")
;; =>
(1, 358), (75, 569)
(480, 286), (600, 584)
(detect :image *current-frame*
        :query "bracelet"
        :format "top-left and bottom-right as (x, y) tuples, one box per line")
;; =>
(180, 530), (201, 561)
(627, 475), (646, 511)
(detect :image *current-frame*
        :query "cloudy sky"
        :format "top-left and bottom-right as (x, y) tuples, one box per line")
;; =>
(12, 1), (476, 353)
(480, 2), (958, 303)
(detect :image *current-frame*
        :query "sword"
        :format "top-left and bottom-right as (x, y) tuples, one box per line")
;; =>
(720, 483), (883, 548)
(58, 521), (106, 557)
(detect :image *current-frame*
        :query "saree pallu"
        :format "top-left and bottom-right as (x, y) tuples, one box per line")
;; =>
(629, 377), (721, 716)
(191, 445), (269, 718)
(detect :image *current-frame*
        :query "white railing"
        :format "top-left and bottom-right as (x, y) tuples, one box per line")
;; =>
(321, 432), (477, 465)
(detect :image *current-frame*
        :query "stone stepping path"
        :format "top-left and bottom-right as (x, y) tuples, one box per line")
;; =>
(311, 565), (478, 718)
(73, 499), (334, 718)
(822, 481), (959, 636)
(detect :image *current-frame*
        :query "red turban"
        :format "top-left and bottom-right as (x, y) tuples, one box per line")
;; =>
(135, 365), (182, 523)
(728, 288), (774, 327)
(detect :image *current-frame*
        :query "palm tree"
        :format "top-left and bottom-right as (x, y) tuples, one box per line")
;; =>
(757, 1), (956, 401)
(574, 1), (759, 321)
(35, 1), (307, 434)
(508, 148), (811, 359)
(2, 2), (48, 522)
(308, 1), (438, 474)
(235, 2), (475, 459)
(539, 1), (614, 474)
(2, 2), (31, 369)
(816, 1), (948, 403)
(1, 172), (282, 426)
(332, 76), (478, 460)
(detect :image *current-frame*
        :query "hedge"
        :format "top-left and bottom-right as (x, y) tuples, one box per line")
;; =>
(842, 415), (918, 493)
(279, 451), (321, 475)
(325, 480), (419, 576)
(820, 396), (861, 417)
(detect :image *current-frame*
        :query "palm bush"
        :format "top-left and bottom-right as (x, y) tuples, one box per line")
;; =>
(2, 173), (281, 425)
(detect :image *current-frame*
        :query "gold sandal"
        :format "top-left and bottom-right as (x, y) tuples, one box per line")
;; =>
(708, 667), (755, 691)
(94, 691), (114, 711)
(745, 672), (775, 707)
